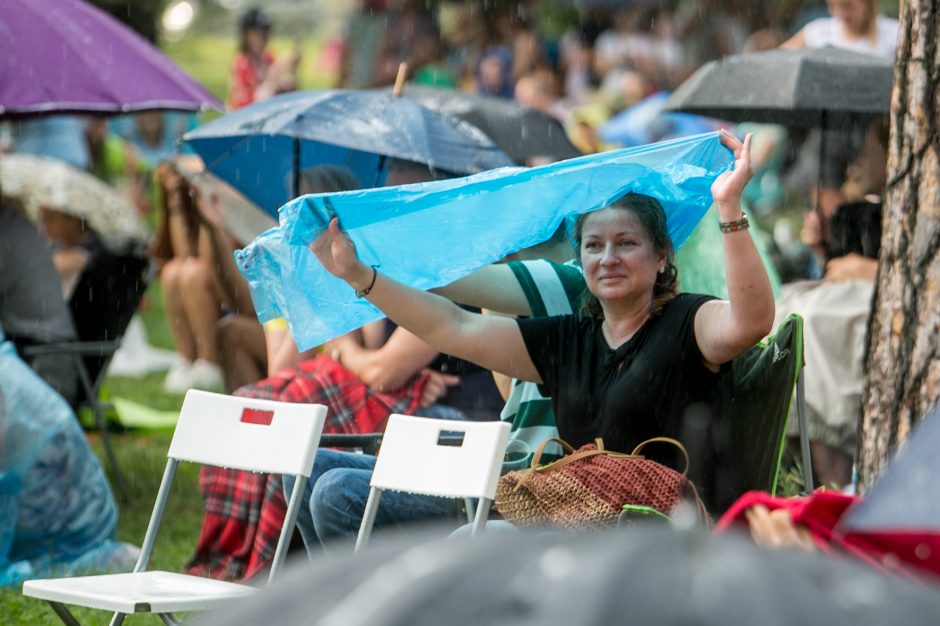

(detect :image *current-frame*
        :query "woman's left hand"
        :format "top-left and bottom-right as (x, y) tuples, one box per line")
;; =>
(711, 131), (753, 208)
(309, 217), (372, 288)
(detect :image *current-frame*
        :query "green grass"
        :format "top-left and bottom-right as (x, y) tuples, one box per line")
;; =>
(1, 280), (207, 625)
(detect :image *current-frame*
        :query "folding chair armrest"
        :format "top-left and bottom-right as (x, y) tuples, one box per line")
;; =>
(22, 340), (122, 358)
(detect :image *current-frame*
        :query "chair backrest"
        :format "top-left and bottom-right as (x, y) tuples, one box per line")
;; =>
(168, 389), (327, 477)
(717, 314), (804, 500)
(69, 242), (150, 344)
(370, 414), (510, 500)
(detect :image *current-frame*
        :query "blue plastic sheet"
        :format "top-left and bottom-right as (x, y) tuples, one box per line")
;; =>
(238, 132), (734, 351)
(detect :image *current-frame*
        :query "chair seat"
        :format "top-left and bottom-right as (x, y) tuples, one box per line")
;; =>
(22, 570), (257, 614)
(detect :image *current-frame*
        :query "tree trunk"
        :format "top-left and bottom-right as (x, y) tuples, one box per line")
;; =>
(859, 0), (940, 484)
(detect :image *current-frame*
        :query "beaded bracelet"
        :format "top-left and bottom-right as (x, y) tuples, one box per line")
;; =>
(355, 266), (379, 298)
(719, 214), (750, 234)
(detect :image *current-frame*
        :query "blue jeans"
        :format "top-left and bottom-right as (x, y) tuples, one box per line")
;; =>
(283, 449), (459, 557)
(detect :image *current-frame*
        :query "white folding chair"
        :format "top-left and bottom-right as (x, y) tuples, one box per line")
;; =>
(354, 414), (511, 553)
(23, 389), (328, 626)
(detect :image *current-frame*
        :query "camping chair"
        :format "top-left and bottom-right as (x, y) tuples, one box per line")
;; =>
(354, 414), (511, 553)
(717, 314), (813, 499)
(22, 242), (150, 501)
(618, 314), (812, 526)
(22, 389), (329, 626)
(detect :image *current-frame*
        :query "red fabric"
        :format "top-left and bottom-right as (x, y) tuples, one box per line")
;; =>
(716, 491), (940, 581)
(227, 51), (274, 110)
(185, 355), (429, 581)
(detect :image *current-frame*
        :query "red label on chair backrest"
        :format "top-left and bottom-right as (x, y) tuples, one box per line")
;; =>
(241, 408), (274, 425)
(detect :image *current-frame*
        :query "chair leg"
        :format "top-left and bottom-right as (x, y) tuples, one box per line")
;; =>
(354, 488), (383, 554)
(159, 613), (182, 626)
(92, 400), (130, 503)
(470, 498), (491, 537)
(108, 612), (126, 626)
(73, 354), (129, 502)
(48, 601), (83, 626)
(795, 369), (814, 493)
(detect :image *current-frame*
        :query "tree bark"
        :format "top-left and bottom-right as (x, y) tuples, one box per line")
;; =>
(859, 0), (940, 484)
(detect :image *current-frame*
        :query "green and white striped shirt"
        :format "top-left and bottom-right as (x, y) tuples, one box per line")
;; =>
(501, 259), (585, 470)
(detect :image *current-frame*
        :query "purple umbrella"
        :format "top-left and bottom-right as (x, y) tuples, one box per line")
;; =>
(0, 0), (221, 117)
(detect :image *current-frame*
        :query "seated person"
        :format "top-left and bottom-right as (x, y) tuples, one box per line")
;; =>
(779, 199), (882, 488)
(151, 161), (252, 392)
(38, 206), (104, 299)
(0, 203), (78, 405)
(781, 121), (888, 488)
(186, 161), (505, 581)
(213, 165), (365, 388)
(303, 132), (772, 547)
(0, 329), (137, 586)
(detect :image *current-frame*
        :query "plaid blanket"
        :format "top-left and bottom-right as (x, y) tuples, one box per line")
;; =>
(185, 354), (429, 581)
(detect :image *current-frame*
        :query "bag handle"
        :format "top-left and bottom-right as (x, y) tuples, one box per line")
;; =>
(529, 437), (576, 469)
(630, 437), (690, 477)
(531, 437), (640, 472)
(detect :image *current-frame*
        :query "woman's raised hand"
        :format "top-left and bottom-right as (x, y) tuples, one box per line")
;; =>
(310, 217), (371, 286)
(711, 131), (754, 208)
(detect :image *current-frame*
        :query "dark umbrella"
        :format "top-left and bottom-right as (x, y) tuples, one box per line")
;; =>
(665, 47), (893, 256)
(396, 85), (581, 165)
(196, 527), (940, 626)
(664, 47), (893, 127)
(0, 0), (221, 116)
(184, 89), (514, 215)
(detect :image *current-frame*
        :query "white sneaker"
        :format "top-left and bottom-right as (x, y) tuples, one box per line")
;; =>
(189, 359), (225, 391)
(163, 359), (194, 394)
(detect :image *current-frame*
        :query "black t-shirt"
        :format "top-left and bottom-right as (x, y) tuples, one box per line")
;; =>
(517, 293), (719, 468)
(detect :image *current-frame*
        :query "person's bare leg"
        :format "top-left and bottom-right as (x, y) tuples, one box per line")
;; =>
(161, 258), (196, 362)
(810, 441), (853, 489)
(178, 258), (223, 365)
(216, 315), (267, 391)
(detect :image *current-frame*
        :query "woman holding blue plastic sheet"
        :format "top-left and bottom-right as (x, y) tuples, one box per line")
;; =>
(311, 131), (774, 512)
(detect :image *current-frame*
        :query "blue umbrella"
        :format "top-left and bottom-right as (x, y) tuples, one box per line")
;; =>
(184, 90), (514, 215)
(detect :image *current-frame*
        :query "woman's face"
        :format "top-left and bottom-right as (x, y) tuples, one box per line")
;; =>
(579, 207), (666, 306)
(827, 0), (871, 34)
(243, 27), (269, 56)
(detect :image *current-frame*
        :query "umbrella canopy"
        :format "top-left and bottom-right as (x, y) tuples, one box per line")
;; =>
(0, 153), (144, 241)
(664, 47), (893, 127)
(184, 89), (514, 215)
(397, 84), (582, 165)
(171, 155), (277, 245)
(196, 527), (940, 626)
(0, 0), (220, 117)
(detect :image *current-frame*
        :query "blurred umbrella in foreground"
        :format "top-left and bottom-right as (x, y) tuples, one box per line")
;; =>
(0, 0), (220, 117)
(0, 154), (144, 242)
(835, 405), (940, 578)
(196, 526), (940, 626)
(184, 90), (514, 216)
(396, 84), (581, 165)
